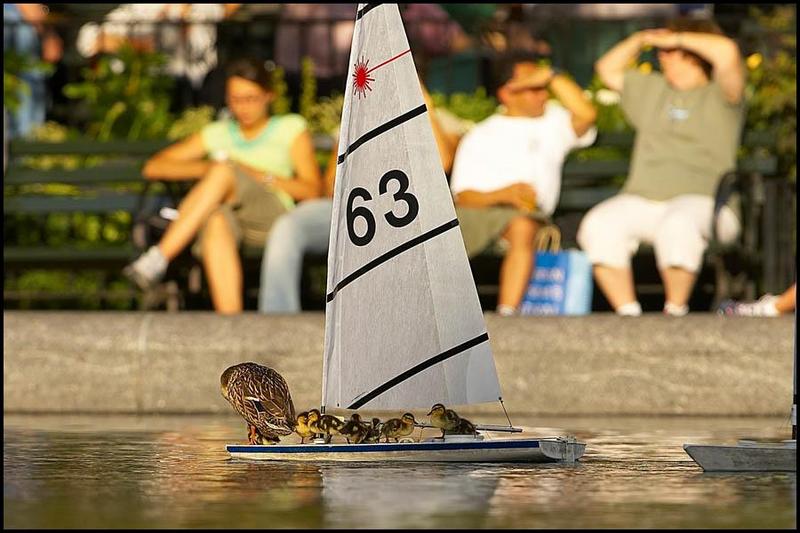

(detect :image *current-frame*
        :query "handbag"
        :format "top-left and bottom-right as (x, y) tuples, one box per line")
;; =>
(520, 225), (593, 316)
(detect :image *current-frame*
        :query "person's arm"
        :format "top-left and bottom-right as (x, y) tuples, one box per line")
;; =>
(505, 65), (596, 137)
(546, 68), (597, 137)
(421, 83), (460, 174)
(16, 4), (62, 63)
(643, 29), (744, 104)
(260, 130), (322, 201)
(595, 31), (646, 93)
(322, 142), (338, 198)
(455, 183), (537, 212)
(141, 132), (212, 181)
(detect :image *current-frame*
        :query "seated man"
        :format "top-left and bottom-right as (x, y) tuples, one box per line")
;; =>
(124, 58), (321, 314)
(450, 51), (597, 316)
(577, 18), (744, 316)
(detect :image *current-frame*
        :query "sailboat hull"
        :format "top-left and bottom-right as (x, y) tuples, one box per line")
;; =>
(683, 441), (796, 472)
(227, 438), (585, 463)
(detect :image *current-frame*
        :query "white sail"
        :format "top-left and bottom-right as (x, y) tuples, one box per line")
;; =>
(322, 4), (501, 411)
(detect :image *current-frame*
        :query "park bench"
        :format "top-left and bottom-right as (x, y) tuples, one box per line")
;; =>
(3, 130), (786, 311)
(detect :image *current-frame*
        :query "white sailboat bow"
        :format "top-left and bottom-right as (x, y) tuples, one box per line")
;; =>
(227, 4), (585, 462)
(683, 309), (797, 472)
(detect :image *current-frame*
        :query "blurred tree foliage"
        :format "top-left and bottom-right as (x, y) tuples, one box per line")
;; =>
(742, 5), (796, 182)
(63, 44), (173, 141)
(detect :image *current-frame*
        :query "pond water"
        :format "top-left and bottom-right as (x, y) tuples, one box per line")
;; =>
(3, 414), (796, 528)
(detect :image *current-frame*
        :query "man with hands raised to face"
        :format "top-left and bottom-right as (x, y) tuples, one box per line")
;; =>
(450, 51), (597, 316)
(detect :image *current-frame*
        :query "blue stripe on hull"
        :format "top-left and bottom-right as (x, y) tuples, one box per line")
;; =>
(227, 439), (541, 454)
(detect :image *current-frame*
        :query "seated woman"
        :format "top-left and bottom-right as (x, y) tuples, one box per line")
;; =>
(124, 57), (322, 314)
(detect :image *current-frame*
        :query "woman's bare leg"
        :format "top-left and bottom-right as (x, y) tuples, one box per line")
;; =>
(158, 163), (237, 261)
(593, 265), (637, 311)
(201, 210), (243, 314)
(776, 283), (797, 314)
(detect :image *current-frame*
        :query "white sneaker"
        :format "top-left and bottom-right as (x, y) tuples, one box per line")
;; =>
(663, 302), (689, 317)
(496, 305), (517, 317)
(616, 302), (642, 317)
(717, 294), (779, 317)
(123, 246), (167, 291)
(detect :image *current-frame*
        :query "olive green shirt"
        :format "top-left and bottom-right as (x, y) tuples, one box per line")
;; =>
(621, 70), (744, 201)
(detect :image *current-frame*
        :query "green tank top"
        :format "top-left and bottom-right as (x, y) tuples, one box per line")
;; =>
(201, 114), (308, 209)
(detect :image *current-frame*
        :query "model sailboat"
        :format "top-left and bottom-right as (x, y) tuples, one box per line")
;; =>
(227, 3), (585, 463)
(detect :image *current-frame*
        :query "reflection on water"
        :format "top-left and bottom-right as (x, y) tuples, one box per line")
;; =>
(3, 415), (796, 528)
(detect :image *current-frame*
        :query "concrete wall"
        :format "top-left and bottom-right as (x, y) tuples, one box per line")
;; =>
(3, 312), (795, 416)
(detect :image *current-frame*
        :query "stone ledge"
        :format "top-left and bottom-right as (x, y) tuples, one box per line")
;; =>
(3, 312), (794, 416)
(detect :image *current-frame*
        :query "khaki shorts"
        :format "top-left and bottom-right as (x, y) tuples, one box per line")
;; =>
(192, 167), (289, 258)
(456, 206), (549, 258)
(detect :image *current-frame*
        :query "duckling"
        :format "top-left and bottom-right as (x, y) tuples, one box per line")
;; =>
(316, 413), (345, 443)
(363, 418), (383, 444)
(294, 411), (317, 444)
(427, 403), (460, 438)
(454, 417), (478, 436)
(306, 409), (323, 440)
(380, 413), (417, 442)
(339, 413), (371, 444)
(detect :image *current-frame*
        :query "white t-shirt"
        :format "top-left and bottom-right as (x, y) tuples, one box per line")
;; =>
(449, 101), (597, 216)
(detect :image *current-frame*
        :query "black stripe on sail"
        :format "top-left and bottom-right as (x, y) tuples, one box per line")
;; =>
(337, 104), (427, 165)
(356, 3), (381, 20)
(326, 218), (459, 303)
(347, 332), (491, 410)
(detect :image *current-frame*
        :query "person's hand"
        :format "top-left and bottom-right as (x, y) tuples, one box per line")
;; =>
(505, 65), (554, 92)
(41, 29), (63, 63)
(498, 182), (537, 212)
(638, 29), (680, 50)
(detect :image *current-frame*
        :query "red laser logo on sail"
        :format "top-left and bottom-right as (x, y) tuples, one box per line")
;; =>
(351, 49), (411, 100)
(352, 57), (374, 99)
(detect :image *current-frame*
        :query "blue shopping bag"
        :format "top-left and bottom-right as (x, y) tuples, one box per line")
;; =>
(520, 226), (593, 316)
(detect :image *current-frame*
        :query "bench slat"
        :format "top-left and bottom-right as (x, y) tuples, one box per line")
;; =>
(558, 187), (619, 211)
(4, 194), (142, 213)
(5, 163), (146, 185)
(8, 140), (171, 155)
(8, 134), (336, 156)
(4, 246), (137, 263)
(593, 130), (777, 147)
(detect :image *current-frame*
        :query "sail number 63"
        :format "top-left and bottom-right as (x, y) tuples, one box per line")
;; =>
(346, 169), (419, 246)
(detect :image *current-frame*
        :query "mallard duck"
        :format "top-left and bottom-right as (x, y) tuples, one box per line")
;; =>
(364, 418), (383, 443)
(380, 413), (416, 442)
(220, 362), (296, 445)
(316, 413), (345, 443)
(339, 413), (370, 444)
(427, 403), (460, 438)
(294, 411), (317, 443)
